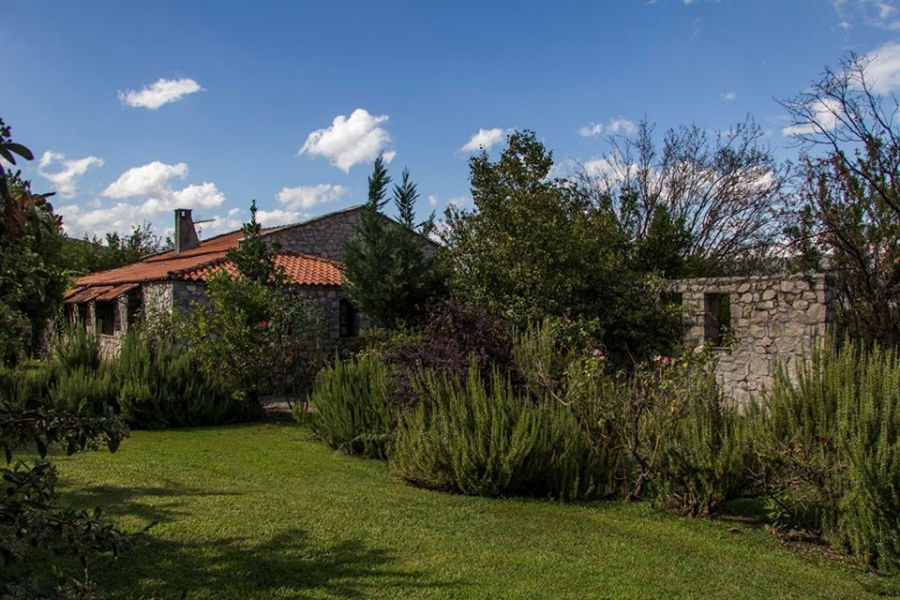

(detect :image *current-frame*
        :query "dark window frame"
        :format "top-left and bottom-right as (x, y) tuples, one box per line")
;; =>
(94, 300), (118, 336)
(703, 293), (731, 347)
(339, 298), (359, 338)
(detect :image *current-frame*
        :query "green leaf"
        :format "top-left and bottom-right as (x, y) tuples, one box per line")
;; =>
(6, 143), (33, 161)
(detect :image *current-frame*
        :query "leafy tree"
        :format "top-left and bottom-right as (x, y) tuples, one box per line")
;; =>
(1, 350), (130, 594)
(782, 53), (900, 347)
(0, 121), (67, 364)
(341, 156), (445, 329)
(445, 130), (679, 364)
(62, 222), (172, 275)
(178, 204), (323, 403)
(576, 117), (785, 276)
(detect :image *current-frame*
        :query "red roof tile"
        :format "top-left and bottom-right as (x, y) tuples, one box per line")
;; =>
(173, 252), (343, 286)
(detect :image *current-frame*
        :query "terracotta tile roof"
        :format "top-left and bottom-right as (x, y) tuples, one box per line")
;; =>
(68, 226), (343, 303)
(75, 230), (248, 287)
(172, 252), (343, 286)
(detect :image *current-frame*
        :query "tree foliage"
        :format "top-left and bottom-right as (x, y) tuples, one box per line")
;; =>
(444, 130), (680, 364)
(0, 121), (68, 365)
(62, 222), (172, 275)
(782, 54), (900, 347)
(226, 199), (284, 286)
(1, 355), (130, 595)
(341, 156), (446, 329)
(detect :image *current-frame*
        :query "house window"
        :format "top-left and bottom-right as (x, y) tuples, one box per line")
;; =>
(339, 299), (359, 338)
(704, 293), (731, 346)
(95, 301), (118, 336)
(127, 290), (142, 326)
(77, 303), (89, 328)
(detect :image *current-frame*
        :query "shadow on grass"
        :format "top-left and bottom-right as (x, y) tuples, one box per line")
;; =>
(93, 528), (456, 599)
(64, 482), (241, 525)
(64, 481), (459, 598)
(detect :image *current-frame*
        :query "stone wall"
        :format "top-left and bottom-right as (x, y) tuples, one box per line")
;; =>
(669, 273), (835, 406)
(172, 280), (208, 310)
(266, 207), (365, 260)
(142, 282), (173, 317)
(264, 206), (439, 261)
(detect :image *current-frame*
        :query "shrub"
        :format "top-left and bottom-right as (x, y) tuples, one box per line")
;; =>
(378, 300), (514, 408)
(652, 379), (754, 516)
(49, 366), (118, 416)
(0, 363), (53, 407)
(390, 363), (614, 501)
(114, 331), (259, 428)
(176, 273), (325, 404)
(757, 341), (900, 570)
(51, 326), (100, 373)
(309, 351), (397, 458)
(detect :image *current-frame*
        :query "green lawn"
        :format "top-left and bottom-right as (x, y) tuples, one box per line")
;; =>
(53, 422), (891, 599)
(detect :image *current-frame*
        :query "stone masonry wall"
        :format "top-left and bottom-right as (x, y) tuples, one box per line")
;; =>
(265, 207), (364, 261)
(670, 273), (835, 406)
(263, 206), (439, 261)
(172, 280), (208, 310)
(142, 282), (173, 317)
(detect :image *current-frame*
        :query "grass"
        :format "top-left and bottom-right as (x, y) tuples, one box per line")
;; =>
(52, 421), (894, 599)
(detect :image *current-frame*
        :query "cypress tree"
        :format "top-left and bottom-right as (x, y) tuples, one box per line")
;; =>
(341, 156), (445, 329)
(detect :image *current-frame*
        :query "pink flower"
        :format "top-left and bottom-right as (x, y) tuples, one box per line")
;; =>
(660, 356), (671, 365)
(259, 320), (269, 329)
(593, 348), (604, 358)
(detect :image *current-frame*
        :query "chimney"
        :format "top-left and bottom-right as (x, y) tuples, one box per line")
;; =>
(174, 209), (200, 253)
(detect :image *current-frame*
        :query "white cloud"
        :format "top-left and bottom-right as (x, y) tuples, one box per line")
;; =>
(37, 151), (103, 198)
(256, 208), (303, 227)
(428, 194), (439, 207)
(59, 160), (225, 237)
(201, 213), (243, 235)
(608, 118), (637, 135)
(721, 91), (737, 101)
(864, 41), (900, 93)
(299, 108), (393, 172)
(118, 78), (203, 110)
(781, 98), (843, 135)
(577, 123), (605, 137)
(276, 183), (348, 211)
(577, 117), (636, 137)
(103, 161), (188, 198)
(460, 128), (508, 152)
(831, 0), (900, 29)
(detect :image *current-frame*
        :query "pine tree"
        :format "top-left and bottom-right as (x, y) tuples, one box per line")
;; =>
(341, 156), (445, 329)
(227, 200), (284, 285)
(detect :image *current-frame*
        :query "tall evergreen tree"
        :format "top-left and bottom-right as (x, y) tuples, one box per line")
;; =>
(341, 156), (445, 329)
(226, 200), (284, 285)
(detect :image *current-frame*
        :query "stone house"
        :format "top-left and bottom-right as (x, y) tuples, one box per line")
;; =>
(64, 206), (376, 355)
(669, 273), (836, 405)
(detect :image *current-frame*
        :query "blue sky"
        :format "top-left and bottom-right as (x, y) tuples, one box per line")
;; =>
(3, 0), (899, 239)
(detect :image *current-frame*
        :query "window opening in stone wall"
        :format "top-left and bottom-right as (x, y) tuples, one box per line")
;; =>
(704, 293), (731, 347)
(77, 303), (89, 328)
(127, 290), (142, 326)
(339, 299), (359, 338)
(95, 301), (117, 336)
